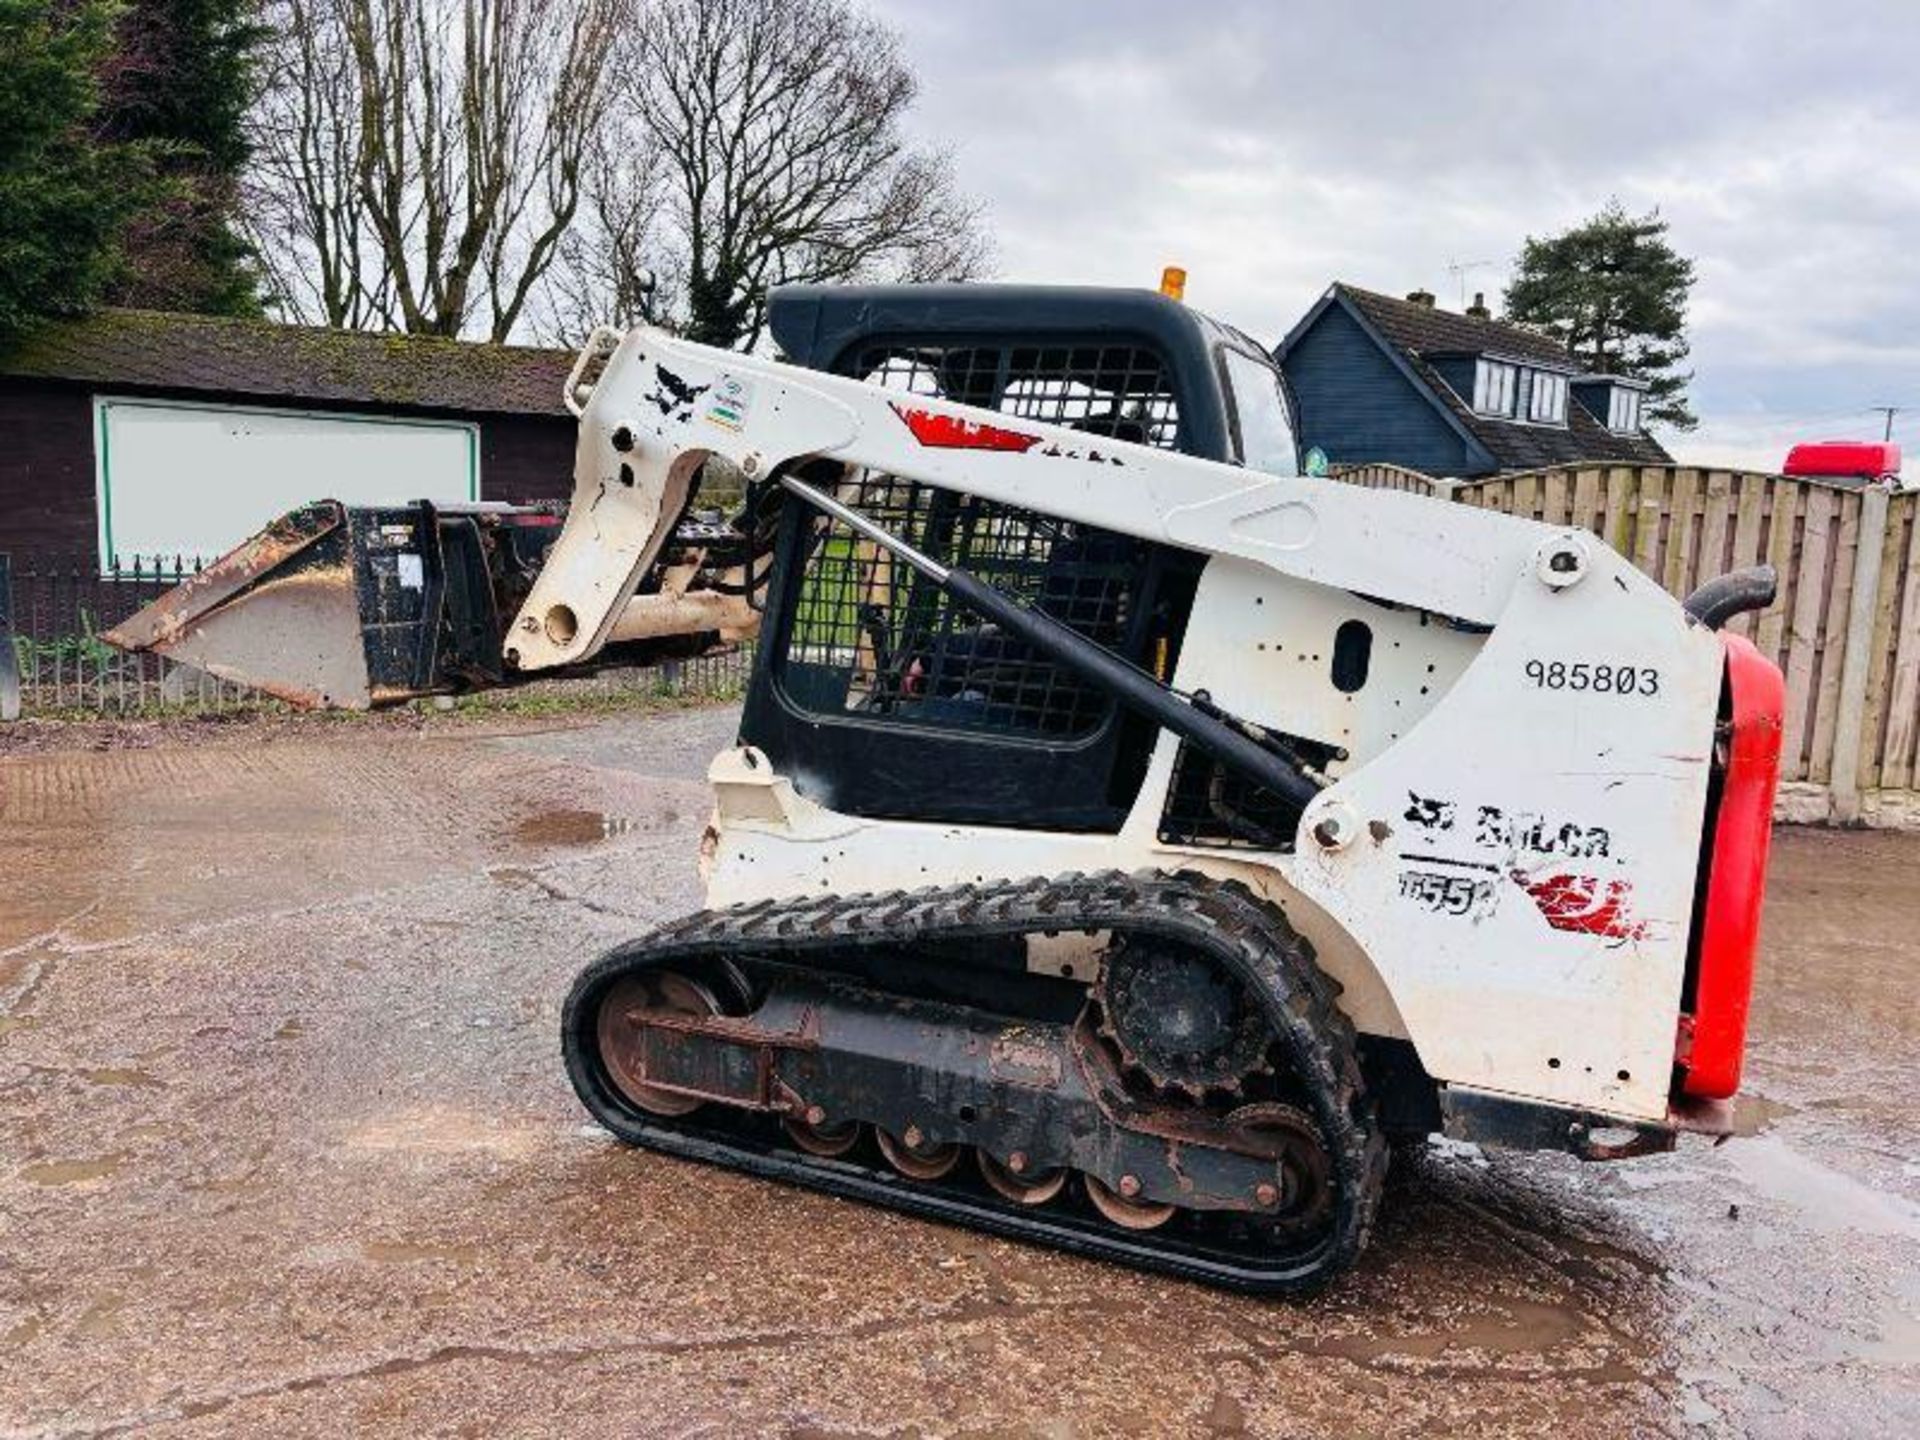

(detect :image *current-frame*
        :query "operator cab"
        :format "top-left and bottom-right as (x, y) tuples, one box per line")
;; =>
(740, 284), (1305, 836)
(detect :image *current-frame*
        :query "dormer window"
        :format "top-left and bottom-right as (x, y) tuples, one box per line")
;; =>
(1472, 360), (1518, 417)
(1608, 387), (1642, 433)
(1528, 371), (1568, 425)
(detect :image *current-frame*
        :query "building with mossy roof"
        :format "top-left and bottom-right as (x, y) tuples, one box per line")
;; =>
(0, 309), (578, 567)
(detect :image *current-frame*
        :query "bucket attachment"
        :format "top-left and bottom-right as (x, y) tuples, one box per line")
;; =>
(105, 501), (564, 709)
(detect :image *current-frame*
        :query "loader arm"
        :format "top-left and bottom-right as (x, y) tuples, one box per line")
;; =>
(512, 329), (1555, 674)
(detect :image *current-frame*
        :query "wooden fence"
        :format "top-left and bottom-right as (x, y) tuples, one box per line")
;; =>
(1331, 462), (1920, 826)
(1322, 462), (1444, 496)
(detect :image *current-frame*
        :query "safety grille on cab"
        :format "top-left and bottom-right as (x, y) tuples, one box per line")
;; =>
(849, 341), (1183, 449)
(780, 472), (1147, 739)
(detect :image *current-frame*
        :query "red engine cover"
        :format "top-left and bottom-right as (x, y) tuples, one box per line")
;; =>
(1681, 634), (1785, 1099)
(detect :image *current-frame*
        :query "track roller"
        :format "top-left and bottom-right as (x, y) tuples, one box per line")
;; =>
(877, 1127), (962, 1180)
(1084, 1175), (1177, 1230)
(977, 1151), (1069, 1206)
(784, 1111), (862, 1158)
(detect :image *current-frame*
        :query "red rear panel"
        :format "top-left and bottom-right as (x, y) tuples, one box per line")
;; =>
(1681, 633), (1785, 1099)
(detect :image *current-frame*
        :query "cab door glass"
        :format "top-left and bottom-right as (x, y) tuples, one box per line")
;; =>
(1221, 348), (1301, 477)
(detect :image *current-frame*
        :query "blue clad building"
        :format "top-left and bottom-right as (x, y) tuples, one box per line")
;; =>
(1276, 283), (1671, 478)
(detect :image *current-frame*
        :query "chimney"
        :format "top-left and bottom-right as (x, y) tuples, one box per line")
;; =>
(1405, 289), (1435, 308)
(1466, 292), (1491, 320)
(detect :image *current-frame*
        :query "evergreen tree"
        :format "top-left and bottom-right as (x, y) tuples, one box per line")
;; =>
(97, 0), (264, 314)
(1504, 202), (1698, 431)
(0, 0), (157, 344)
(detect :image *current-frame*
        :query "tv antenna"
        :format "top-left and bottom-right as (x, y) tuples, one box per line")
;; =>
(1446, 258), (1494, 309)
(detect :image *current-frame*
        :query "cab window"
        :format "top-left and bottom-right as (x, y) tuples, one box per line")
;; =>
(1220, 348), (1300, 477)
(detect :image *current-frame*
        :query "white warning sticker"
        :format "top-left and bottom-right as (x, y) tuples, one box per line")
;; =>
(706, 374), (754, 431)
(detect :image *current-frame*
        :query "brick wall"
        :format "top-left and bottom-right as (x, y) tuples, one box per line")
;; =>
(0, 380), (99, 553)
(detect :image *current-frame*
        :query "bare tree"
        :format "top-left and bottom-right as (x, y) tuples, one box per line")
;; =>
(541, 0), (989, 348)
(246, 0), (623, 339)
(535, 130), (675, 345)
(245, 0), (391, 328)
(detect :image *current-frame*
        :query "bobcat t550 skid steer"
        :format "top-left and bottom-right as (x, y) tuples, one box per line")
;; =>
(111, 286), (1784, 1292)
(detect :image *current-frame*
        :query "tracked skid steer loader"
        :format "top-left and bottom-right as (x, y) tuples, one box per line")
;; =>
(110, 287), (1784, 1293)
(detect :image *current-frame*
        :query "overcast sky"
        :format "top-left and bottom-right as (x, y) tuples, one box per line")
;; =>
(876, 0), (1920, 472)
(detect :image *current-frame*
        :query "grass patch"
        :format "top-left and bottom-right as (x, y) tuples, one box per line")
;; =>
(435, 683), (743, 719)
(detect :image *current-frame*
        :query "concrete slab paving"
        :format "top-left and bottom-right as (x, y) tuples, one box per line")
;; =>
(2, 703), (1916, 1437)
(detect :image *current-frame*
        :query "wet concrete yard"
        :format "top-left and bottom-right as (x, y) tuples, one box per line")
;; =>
(4, 704), (1919, 1437)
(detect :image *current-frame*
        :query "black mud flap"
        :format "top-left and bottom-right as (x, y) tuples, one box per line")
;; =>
(1439, 1085), (1676, 1161)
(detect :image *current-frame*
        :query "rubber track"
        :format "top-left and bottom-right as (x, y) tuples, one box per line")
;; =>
(562, 869), (1390, 1295)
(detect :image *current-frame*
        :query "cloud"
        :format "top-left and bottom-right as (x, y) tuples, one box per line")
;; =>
(878, 0), (1920, 472)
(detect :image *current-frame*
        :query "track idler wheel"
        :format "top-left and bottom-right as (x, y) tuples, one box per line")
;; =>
(977, 1151), (1068, 1207)
(876, 1126), (962, 1181)
(595, 970), (723, 1117)
(1084, 1175), (1177, 1231)
(1228, 1102), (1334, 1234)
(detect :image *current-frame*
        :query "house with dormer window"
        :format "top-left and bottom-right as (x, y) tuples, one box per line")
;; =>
(1274, 283), (1670, 477)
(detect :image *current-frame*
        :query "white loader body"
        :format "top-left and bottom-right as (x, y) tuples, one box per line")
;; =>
(520, 327), (1737, 1131)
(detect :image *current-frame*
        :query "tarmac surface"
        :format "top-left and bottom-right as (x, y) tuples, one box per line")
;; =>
(3, 703), (1918, 1438)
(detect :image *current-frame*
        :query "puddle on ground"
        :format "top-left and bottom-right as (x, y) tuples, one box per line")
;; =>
(74, 1294), (126, 1339)
(1731, 1092), (1797, 1136)
(340, 1105), (544, 1160)
(1204, 1389), (1249, 1435)
(19, 1155), (125, 1186)
(1722, 1134), (1920, 1239)
(25, 1063), (164, 1089)
(361, 1241), (483, 1266)
(1298, 1297), (1592, 1368)
(1855, 1291), (1920, 1367)
(80, 1067), (164, 1089)
(513, 810), (635, 846)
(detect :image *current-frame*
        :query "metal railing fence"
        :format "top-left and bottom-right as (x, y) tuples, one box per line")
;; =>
(1, 553), (253, 714)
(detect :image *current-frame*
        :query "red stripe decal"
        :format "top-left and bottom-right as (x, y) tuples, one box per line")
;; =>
(891, 403), (1042, 453)
(1524, 873), (1647, 941)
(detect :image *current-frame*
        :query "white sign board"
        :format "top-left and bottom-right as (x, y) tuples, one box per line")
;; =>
(95, 397), (479, 570)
